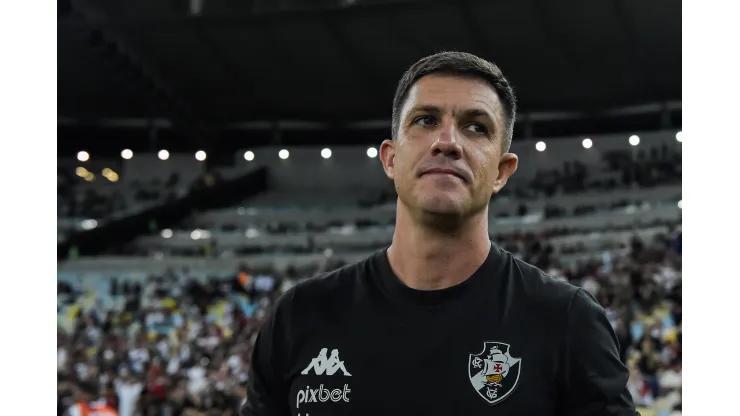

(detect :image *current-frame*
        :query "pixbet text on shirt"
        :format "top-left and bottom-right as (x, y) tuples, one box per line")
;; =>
(296, 384), (351, 408)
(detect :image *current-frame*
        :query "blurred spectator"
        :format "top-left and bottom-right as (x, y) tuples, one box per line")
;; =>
(58, 225), (681, 415)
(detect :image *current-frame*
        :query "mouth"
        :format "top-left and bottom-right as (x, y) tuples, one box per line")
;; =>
(421, 168), (466, 181)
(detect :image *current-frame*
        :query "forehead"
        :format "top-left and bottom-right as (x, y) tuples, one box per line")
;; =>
(401, 74), (503, 118)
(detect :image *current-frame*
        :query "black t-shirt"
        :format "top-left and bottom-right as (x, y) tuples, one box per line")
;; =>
(242, 243), (637, 415)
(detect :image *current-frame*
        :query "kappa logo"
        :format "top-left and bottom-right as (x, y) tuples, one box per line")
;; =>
(468, 341), (522, 405)
(301, 348), (352, 376)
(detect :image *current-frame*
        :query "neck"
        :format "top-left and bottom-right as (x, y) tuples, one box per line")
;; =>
(387, 201), (491, 291)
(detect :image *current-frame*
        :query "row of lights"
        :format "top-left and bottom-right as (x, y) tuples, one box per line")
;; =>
(160, 228), (213, 240)
(244, 147), (379, 161)
(535, 132), (682, 152)
(75, 167), (119, 182)
(78, 147), (381, 162)
(77, 132), (681, 161)
(155, 150), (208, 161)
(77, 149), (208, 162)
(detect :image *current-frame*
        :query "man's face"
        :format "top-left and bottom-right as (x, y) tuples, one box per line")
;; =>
(380, 74), (518, 220)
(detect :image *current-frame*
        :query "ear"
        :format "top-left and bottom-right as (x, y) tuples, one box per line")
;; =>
(379, 139), (396, 180)
(492, 152), (518, 193)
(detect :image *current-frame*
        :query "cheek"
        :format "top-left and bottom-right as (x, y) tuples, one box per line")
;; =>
(394, 148), (417, 179)
(473, 154), (499, 183)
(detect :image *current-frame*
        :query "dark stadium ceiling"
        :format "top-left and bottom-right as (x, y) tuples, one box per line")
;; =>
(58, 0), (681, 153)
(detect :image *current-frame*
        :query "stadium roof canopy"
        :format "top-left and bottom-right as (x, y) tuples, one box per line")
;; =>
(58, 0), (681, 154)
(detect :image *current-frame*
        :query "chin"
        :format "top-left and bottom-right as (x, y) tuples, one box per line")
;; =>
(418, 195), (468, 216)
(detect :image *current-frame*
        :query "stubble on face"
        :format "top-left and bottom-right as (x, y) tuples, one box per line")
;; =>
(387, 74), (509, 227)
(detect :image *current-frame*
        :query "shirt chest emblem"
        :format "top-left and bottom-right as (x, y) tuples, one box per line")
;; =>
(468, 341), (522, 405)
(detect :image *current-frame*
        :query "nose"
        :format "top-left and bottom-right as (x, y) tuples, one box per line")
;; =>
(431, 120), (463, 159)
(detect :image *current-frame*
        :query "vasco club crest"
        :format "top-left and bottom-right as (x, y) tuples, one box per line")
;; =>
(468, 341), (522, 405)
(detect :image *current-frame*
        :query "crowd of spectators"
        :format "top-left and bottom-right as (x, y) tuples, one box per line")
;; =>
(57, 227), (681, 416)
(57, 265), (294, 416)
(57, 168), (190, 221)
(57, 142), (682, 415)
(58, 144), (680, 223)
(525, 145), (681, 198)
(127, 211), (680, 266)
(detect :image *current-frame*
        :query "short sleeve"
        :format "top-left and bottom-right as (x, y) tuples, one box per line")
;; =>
(558, 289), (639, 415)
(241, 293), (293, 416)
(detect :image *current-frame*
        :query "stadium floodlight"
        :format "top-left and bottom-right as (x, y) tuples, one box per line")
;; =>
(81, 219), (98, 230)
(321, 148), (332, 159)
(535, 141), (546, 152)
(158, 149), (170, 160)
(121, 149), (133, 159)
(244, 151), (255, 161)
(366, 147), (378, 158)
(77, 151), (90, 162)
(629, 135), (640, 146)
(195, 150), (207, 161)
(278, 149), (290, 160)
(582, 138), (593, 149)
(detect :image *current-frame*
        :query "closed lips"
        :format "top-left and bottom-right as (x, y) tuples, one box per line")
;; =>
(422, 168), (465, 180)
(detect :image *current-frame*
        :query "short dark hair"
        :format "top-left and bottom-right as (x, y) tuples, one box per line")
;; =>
(391, 51), (517, 151)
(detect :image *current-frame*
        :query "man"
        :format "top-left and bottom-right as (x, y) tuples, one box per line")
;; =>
(114, 370), (144, 416)
(242, 51), (637, 415)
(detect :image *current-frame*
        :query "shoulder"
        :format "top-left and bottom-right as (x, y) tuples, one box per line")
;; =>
(500, 252), (617, 351)
(295, 259), (368, 299)
(294, 257), (370, 306)
(500, 247), (582, 311)
(268, 256), (373, 326)
(504, 255), (612, 347)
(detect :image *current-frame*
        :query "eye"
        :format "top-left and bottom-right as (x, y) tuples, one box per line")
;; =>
(413, 115), (437, 127)
(465, 123), (488, 135)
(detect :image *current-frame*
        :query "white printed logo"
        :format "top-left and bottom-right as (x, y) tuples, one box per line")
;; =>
(296, 384), (351, 409)
(468, 341), (522, 405)
(301, 348), (352, 376)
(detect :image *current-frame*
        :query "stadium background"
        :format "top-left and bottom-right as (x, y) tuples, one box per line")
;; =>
(57, 1), (682, 415)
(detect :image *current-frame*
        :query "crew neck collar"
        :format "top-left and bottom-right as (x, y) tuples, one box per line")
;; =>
(371, 241), (504, 307)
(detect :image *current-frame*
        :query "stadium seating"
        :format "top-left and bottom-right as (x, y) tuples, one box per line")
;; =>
(58, 130), (682, 415)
